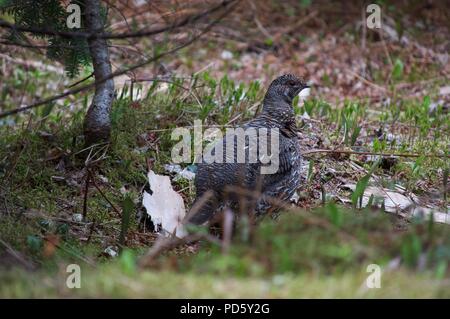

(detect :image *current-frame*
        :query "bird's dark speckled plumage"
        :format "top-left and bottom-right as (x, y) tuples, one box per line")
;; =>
(187, 74), (308, 225)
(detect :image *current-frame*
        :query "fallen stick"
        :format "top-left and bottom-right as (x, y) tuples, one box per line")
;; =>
(302, 149), (450, 158)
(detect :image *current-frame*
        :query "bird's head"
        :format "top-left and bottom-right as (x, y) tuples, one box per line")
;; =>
(264, 74), (309, 105)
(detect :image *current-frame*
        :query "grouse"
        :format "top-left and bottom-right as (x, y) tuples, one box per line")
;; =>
(186, 74), (309, 225)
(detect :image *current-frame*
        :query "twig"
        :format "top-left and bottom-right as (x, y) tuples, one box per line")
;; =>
(0, 0), (238, 40)
(139, 235), (178, 265)
(0, 2), (238, 118)
(3, 113), (33, 182)
(88, 169), (121, 214)
(0, 238), (36, 270)
(273, 10), (318, 41)
(132, 77), (191, 91)
(182, 190), (214, 223)
(249, 1), (271, 39)
(301, 149), (450, 158)
(86, 219), (97, 244)
(347, 69), (387, 92)
(222, 208), (234, 254)
(46, 237), (96, 266)
(82, 169), (91, 220)
(74, 142), (109, 157)
(139, 232), (220, 267)
(0, 52), (63, 73)
(222, 186), (369, 251)
(67, 73), (94, 88)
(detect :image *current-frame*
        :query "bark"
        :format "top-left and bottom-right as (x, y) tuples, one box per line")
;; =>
(83, 0), (114, 146)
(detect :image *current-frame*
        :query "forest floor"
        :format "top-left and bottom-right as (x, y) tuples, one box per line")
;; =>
(0, 1), (449, 297)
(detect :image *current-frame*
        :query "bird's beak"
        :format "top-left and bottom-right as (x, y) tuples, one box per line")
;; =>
(293, 85), (306, 95)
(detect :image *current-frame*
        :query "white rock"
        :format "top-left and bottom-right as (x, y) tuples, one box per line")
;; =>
(119, 186), (128, 195)
(220, 50), (233, 60)
(439, 86), (450, 96)
(104, 246), (118, 258)
(72, 213), (83, 222)
(164, 164), (182, 174)
(174, 169), (196, 181)
(411, 207), (450, 225)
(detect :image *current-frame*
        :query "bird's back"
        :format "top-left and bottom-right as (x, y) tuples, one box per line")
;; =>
(192, 113), (301, 218)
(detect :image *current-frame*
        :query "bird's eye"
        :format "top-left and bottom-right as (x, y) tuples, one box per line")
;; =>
(287, 80), (296, 86)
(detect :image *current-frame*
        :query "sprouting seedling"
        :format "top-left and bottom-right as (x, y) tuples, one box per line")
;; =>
(352, 174), (370, 209)
(304, 100), (315, 116)
(326, 202), (343, 227)
(401, 234), (422, 268)
(307, 160), (314, 184)
(119, 196), (134, 252)
(351, 160), (380, 209)
(367, 194), (375, 208)
(292, 95), (300, 115)
(392, 58), (404, 81)
(350, 125), (361, 146)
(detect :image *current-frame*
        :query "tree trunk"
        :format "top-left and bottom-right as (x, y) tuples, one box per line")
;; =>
(83, 0), (114, 146)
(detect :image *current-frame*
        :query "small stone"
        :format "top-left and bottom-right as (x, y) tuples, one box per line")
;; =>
(272, 275), (286, 286)
(72, 213), (83, 222)
(290, 192), (300, 203)
(98, 175), (109, 183)
(220, 50), (233, 60)
(164, 164), (182, 174)
(439, 86), (450, 96)
(119, 186), (128, 194)
(176, 169), (196, 181)
(104, 246), (118, 258)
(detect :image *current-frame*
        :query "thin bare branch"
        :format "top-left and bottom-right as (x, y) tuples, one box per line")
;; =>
(0, 1), (238, 119)
(0, 0), (237, 40)
(302, 149), (450, 158)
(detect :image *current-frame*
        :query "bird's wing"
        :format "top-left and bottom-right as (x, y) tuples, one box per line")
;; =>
(279, 118), (298, 138)
(260, 129), (296, 175)
(277, 139), (295, 174)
